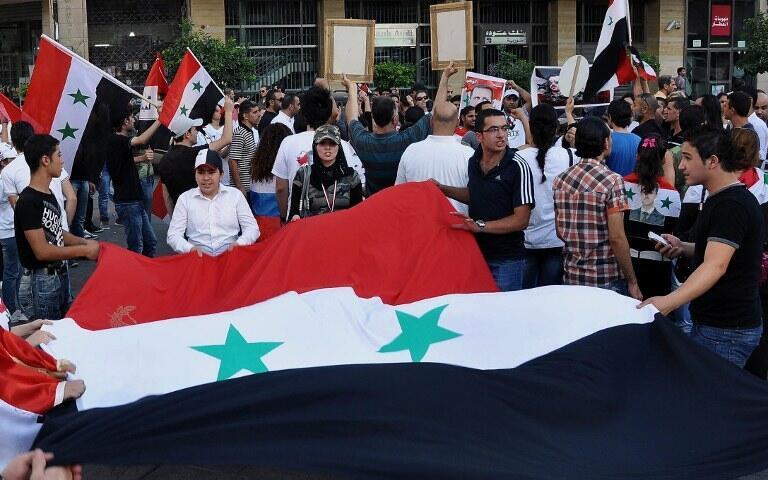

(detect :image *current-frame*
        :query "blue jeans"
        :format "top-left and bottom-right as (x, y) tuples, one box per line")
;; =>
(597, 279), (629, 296)
(114, 201), (157, 257)
(70, 179), (90, 237)
(17, 269), (71, 321)
(0, 237), (21, 314)
(139, 175), (154, 215)
(671, 269), (693, 335)
(98, 166), (111, 222)
(487, 258), (525, 292)
(523, 248), (563, 289)
(690, 324), (762, 368)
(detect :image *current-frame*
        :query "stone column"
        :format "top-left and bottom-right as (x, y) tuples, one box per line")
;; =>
(645, 0), (685, 81)
(549, 0), (576, 66)
(42, 0), (89, 59)
(187, 0), (226, 41)
(319, 0), (346, 78)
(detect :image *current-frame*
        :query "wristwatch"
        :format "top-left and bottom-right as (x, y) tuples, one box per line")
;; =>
(474, 219), (486, 229)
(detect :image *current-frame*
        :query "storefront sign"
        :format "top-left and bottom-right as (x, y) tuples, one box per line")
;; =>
(374, 24), (417, 47)
(710, 5), (731, 37)
(480, 25), (529, 45)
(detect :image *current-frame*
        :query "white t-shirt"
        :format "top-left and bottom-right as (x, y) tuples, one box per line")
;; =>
(196, 124), (231, 185)
(628, 120), (639, 132)
(271, 111), (295, 133)
(749, 112), (768, 163)
(516, 146), (572, 249)
(395, 135), (473, 215)
(505, 114), (527, 149)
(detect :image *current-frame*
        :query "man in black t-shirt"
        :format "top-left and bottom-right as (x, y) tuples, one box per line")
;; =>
(106, 107), (161, 257)
(640, 127), (764, 368)
(14, 135), (99, 321)
(157, 97), (233, 212)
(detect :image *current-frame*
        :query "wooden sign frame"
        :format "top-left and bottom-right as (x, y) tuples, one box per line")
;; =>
(323, 19), (376, 82)
(430, 2), (474, 70)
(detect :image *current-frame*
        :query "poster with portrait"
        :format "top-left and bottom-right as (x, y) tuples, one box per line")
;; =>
(460, 72), (506, 110)
(530, 66), (612, 109)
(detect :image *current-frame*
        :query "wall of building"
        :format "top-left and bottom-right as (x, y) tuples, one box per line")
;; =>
(646, 0), (686, 78)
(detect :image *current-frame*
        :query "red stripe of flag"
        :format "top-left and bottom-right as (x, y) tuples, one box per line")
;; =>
(20, 37), (72, 134)
(0, 93), (21, 123)
(159, 51), (201, 127)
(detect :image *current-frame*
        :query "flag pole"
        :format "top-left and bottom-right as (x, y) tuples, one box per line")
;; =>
(185, 48), (225, 98)
(625, 0), (633, 46)
(40, 35), (160, 108)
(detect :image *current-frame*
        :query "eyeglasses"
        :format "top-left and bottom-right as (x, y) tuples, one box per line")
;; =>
(481, 125), (511, 135)
(415, 95), (428, 101)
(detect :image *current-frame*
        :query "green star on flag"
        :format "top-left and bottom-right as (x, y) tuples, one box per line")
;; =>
(179, 105), (189, 116)
(660, 197), (674, 209)
(191, 325), (283, 381)
(378, 305), (461, 362)
(56, 122), (78, 140)
(192, 81), (203, 92)
(67, 89), (90, 106)
(624, 188), (636, 200)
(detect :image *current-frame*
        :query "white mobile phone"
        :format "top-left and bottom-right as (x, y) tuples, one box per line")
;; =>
(648, 231), (670, 246)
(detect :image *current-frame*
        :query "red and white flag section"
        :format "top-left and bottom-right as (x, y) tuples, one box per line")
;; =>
(628, 45), (658, 81)
(0, 92), (21, 124)
(584, 0), (634, 97)
(21, 35), (138, 171)
(160, 49), (223, 136)
(138, 54), (168, 122)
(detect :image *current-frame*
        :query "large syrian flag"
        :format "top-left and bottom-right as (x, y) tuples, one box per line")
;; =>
(159, 49), (223, 136)
(21, 36), (138, 172)
(34, 308), (768, 479)
(67, 183), (499, 328)
(0, 92), (21, 123)
(584, 0), (634, 97)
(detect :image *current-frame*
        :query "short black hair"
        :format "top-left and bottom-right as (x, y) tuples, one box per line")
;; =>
(474, 108), (505, 133)
(404, 106), (425, 126)
(23, 134), (59, 173)
(301, 87), (333, 129)
(669, 97), (691, 111)
(237, 99), (258, 123)
(474, 100), (493, 112)
(677, 67), (685, 75)
(658, 75), (673, 88)
(450, 94), (462, 103)
(281, 93), (297, 110)
(371, 96), (396, 128)
(679, 105), (705, 133)
(606, 99), (632, 128)
(683, 126), (737, 171)
(727, 91), (752, 117)
(460, 105), (475, 118)
(574, 117), (610, 159)
(10, 121), (34, 151)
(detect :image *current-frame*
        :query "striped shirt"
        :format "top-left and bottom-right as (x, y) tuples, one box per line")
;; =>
(553, 158), (629, 286)
(467, 147), (535, 260)
(228, 125), (259, 188)
(347, 114), (431, 195)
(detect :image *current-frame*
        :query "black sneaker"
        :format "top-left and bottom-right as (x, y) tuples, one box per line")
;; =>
(90, 226), (104, 233)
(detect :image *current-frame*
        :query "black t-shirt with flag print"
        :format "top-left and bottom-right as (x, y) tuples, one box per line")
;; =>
(14, 187), (65, 270)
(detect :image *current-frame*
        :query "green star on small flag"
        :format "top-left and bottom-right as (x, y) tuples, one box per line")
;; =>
(624, 188), (636, 200)
(192, 81), (203, 92)
(57, 122), (78, 140)
(179, 105), (189, 116)
(67, 89), (90, 106)
(660, 197), (673, 209)
(191, 325), (283, 381)
(378, 305), (461, 362)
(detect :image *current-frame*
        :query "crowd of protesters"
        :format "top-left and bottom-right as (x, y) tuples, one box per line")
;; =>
(2, 61), (768, 383)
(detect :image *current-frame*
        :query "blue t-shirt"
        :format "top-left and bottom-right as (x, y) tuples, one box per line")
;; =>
(606, 131), (641, 176)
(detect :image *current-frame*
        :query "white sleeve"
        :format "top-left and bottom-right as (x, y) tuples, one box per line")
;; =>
(343, 141), (365, 186)
(166, 195), (194, 253)
(395, 148), (410, 185)
(235, 194), (260, 246)
(270, 139), (290, 180)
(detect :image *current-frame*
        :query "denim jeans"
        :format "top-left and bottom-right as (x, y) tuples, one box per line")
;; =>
(522, 247), (564, 289)
(0, 237), (21, 314)
(690, 324), (762, 368)
(70, 179), (90, 237)
(139, 175), (154, 215)
(597, 279), (629, 296)
(17, 269), (71, 321)
(486, 258), (526, 292)
(670, 270), (693, 335)
(98, 165), (111, 223)
(114, 201), (157, 257)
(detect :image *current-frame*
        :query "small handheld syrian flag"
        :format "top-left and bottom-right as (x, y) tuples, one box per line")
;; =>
(21, 35), (139, 171)
(628, 45), (657, 81)
(160, 49), (224, 137)
(0, 92), (21, 124)
(138, 53), (168, 122)
(584, 0), (634, 97)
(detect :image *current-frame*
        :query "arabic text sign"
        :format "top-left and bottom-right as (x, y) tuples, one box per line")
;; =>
(711, 4), (731, 37)
(375, 24), (418, 47)
(480, 25), (529, 46)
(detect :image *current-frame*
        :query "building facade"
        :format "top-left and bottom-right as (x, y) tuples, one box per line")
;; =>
(0, 0), (762, 97)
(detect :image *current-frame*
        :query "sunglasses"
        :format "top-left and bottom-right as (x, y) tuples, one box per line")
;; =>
(415, 95), (428, 101)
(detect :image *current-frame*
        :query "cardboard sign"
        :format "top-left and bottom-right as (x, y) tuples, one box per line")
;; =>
(323, 19), (375, 82)
(430, 2), (474, 69)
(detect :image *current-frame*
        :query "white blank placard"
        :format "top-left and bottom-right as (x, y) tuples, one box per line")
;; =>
(332, 25), (368, 75)
(436, 10), (467, 61)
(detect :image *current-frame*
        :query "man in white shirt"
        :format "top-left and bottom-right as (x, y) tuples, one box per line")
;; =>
(395, 102), (473, 215)
(744, 88), (768, 166)
(270, 94), (300, 133)
(167, 149), (260, 257)
(271, 84), (365, 221)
